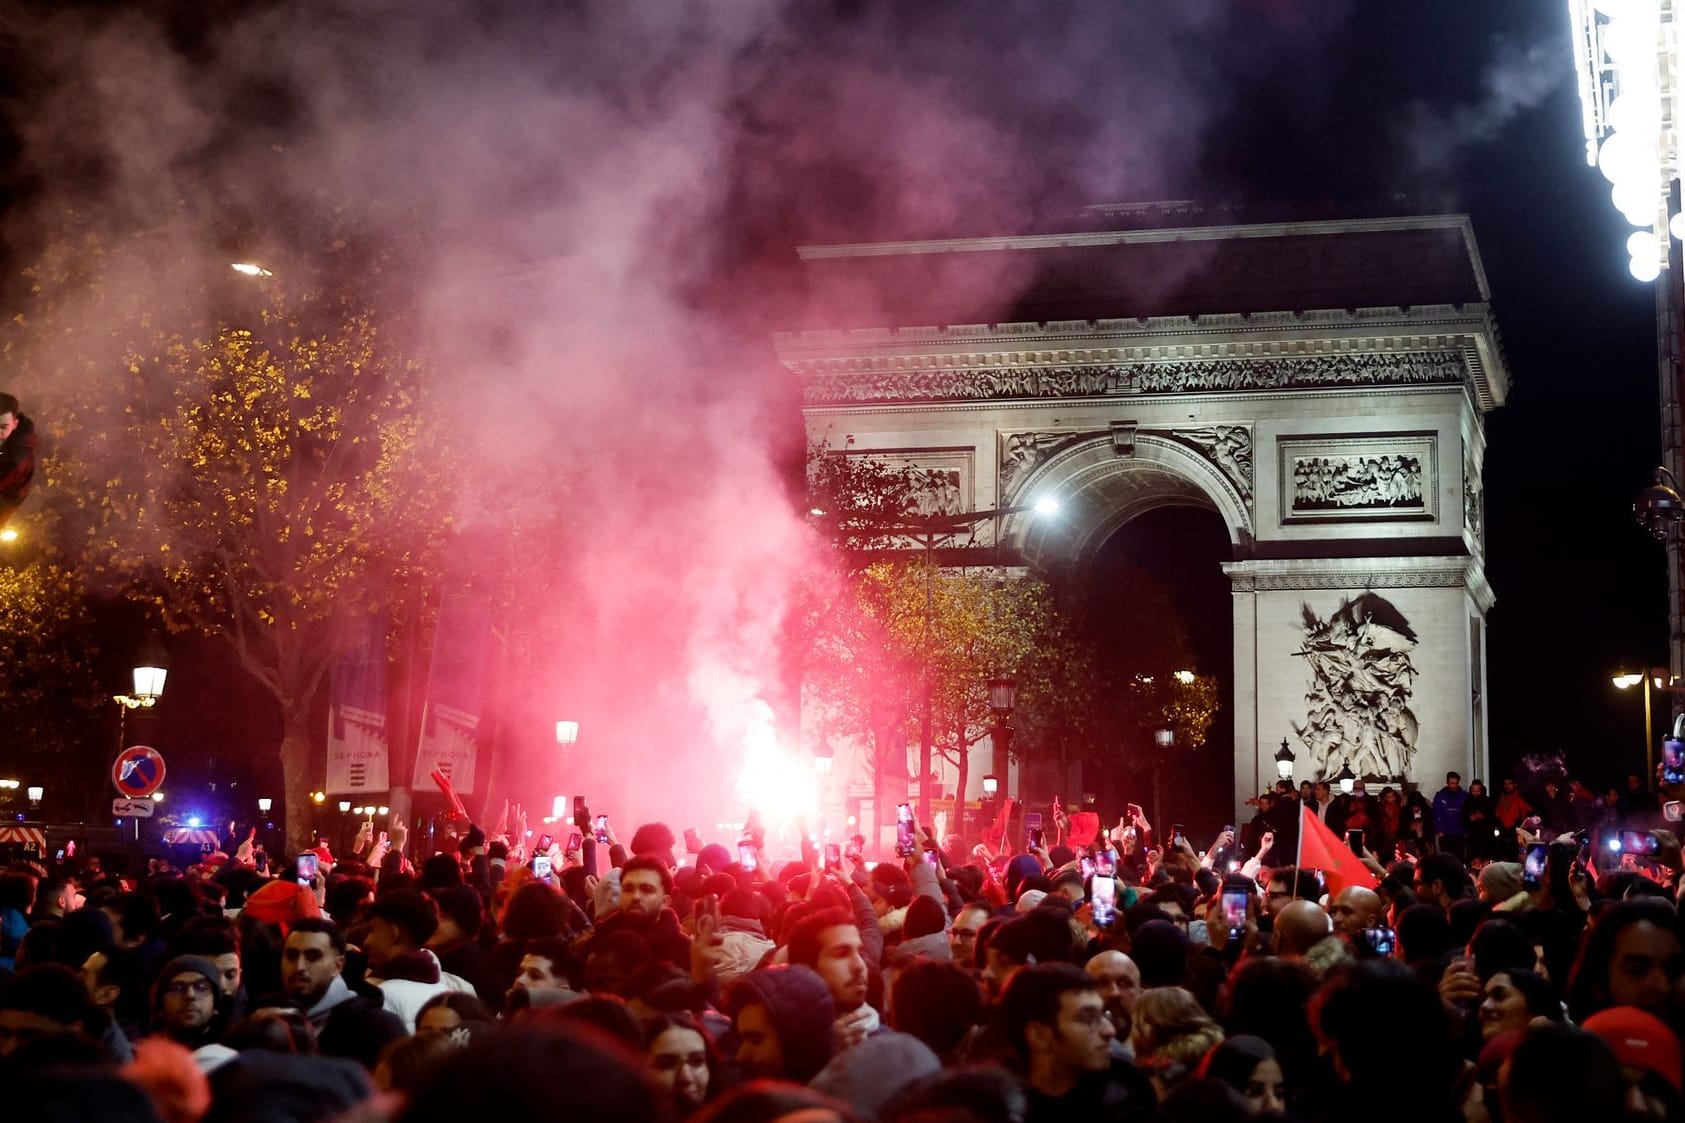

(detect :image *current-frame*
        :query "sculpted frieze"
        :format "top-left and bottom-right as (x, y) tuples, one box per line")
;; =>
(799, 350), (1467, 405)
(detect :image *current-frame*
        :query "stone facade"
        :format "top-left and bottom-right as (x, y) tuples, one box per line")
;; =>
(788, 214), (1509, 820)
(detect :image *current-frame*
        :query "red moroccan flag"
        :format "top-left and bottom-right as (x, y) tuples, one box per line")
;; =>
(1297, 803), (1379, 897)
(1067, 811), (1100, 849)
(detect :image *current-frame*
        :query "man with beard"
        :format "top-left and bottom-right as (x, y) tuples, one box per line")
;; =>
(1084, 950), (1142, 1059)
(276, 917), (404, 1069)
(589, 856), (691, 967)
(149, 955), (233, 1070)
(788, 906), (875, 1051)
(1003, 963), (1155, 1123)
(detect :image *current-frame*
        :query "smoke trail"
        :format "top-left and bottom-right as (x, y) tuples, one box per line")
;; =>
(1400, 37), (1566, 172)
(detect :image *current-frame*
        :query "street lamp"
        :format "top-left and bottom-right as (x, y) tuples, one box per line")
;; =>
(1275, 739), (1297, 780)
(556, 720), (580, 746)
(1614, 666), (1677, 786)
(113, 637), (169, 748)
(988, 677), (1017, 784)
(257, 797), (273, 813)
(26, 785), (42, 807)
(982, 774), (999, 797)
(1335, 763), (1357, 796)
(337, 800), (351, 813)
(812, 744), (834, 776)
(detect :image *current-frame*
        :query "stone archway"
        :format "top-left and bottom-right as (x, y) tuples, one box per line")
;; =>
(786, 211), (1510, 820)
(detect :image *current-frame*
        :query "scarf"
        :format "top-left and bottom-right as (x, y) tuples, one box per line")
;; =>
(834, 1004), (881, 1051)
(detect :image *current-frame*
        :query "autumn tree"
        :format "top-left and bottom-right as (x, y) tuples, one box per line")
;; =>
(6, 217), (452, 849)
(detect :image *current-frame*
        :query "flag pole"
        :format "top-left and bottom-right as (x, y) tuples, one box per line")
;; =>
(1295, 801), (1305, 900)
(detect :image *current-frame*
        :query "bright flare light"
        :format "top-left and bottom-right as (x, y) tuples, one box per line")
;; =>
(732, 698), (819, 834)
(1033, 496), (1060, 516)
(0, 528), (16, 543)
(230, 262), (273, 277)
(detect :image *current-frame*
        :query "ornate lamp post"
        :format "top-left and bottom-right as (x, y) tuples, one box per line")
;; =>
(113, 638), (169, 749)
(1336, 762), (1357, 796)
(1275, 739), (1297, 781)
(987, 678), (1017, 788)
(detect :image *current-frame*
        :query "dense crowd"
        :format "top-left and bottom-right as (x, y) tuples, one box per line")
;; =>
(3, 769), (1685, 1123)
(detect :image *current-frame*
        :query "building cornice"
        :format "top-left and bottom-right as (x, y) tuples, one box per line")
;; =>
(1223, 555), (1495, 611)
(778, 307), (1509, 411)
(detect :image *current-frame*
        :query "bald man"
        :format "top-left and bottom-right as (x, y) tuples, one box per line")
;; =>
(1271, 900), (1333, 959)
(1084, 950), (1141, 1060)
(1328, 887), (1384, 943)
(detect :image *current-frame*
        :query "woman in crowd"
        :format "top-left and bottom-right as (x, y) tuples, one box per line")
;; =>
(643, 1011), (724, 1119)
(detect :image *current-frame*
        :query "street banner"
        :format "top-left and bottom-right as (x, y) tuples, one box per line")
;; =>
(411, 590), (494, 795)
(326, 616), (391, 794)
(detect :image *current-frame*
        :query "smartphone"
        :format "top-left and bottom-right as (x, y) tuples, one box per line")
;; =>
(844, 838), (863, 861)
(896, 803), (917, 858)
(1361, 926), (1396, 956)
(536, 833), (554, 853)
(1091, 872), (1116, 927)
(295, 853), (319, 885)
(738, 839), (758, 872)
(824, 843), (842, 870)
(1095, 848), (1117, 878)
(1172, 823), (1186, 847)
(1522, 842), (1548, 890)
(1025, 811), (1044, 851)
(684, 828), (703, 854)
(1622, 829), (1660, 855)
(531, 854), (552, 883)
(1346, 829), (1365, 854)
(1667, 801), (1683, 823)
(923, 848), (940, 866)
(1080, 856), (1096, 880)
(594, 815), (609, 844)
(1666, 739), (1685, 786)
(573, 795), (587, 818)
(565, 831), (582, 857)
(1221, 887), (1249, 933)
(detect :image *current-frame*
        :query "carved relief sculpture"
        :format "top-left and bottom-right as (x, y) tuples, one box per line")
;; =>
(797, 350), (1468, 405)
(1292, 593), (1420, 780)
(1291, 454), (1423, 512)
(1174, 426), (1253, 503)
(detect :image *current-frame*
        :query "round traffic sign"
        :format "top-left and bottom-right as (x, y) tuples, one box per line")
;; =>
(112, 745), (167, 798)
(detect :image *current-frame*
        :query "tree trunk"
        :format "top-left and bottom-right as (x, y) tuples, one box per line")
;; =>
(280, 708), (316, 855)
(954, 729), (971, 844)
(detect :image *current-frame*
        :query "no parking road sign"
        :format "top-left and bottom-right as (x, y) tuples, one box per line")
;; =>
(112, 745), (166, 799)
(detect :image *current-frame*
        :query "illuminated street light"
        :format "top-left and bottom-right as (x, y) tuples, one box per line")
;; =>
(230, 262), (274, 277)
(556, 720), (580, 746)
(1275, 738), (1297, 780)
(0, 779), (16, 790)
(311, 791), (326, 804)
(0, 528), (16, 543)
(377, 805), (389, 816)
(812, 744), (834, 776)
(982, 774), (999, 796)
(1614, 665), (1682, 786)
(257, 797), (273, 813)
(1173, 669), (1197, 685)
(1336, 763), (1357, 796)
(26, 785), (42, 806)
(151, 791), (165, 802)
(338, 801), (352, 813)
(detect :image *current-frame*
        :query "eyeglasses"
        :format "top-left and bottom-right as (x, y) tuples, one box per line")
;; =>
(165, 979), (215, 999)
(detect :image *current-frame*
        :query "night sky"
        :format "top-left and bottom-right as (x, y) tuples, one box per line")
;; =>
(0, 1), (1668, 822)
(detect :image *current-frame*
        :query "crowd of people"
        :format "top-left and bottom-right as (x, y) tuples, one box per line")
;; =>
(2, 772), (1685, 1123)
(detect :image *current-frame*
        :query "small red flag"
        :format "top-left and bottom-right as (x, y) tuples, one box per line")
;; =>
(1298, 803), (1379, 897)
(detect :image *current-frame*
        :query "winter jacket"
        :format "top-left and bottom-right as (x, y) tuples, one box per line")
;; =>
(714, 916), (775, 990)
(301, 974), (406, 1069)
(367, 948), (473, 1031)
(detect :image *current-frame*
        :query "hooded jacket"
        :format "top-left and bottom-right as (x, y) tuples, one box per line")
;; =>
(592, 905), (693, 967)
(728, 965), (836, 1082)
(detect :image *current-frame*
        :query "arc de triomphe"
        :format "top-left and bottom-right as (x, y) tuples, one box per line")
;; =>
(783, 212), (1510, 819)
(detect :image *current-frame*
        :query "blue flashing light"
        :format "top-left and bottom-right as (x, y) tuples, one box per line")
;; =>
(1609, 837), (1623, 852)
(187, 815), (204, 829)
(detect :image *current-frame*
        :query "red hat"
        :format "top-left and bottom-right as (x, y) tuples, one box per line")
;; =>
(240, 879), (322, 936)
(1583, 1007), (1684, 1094)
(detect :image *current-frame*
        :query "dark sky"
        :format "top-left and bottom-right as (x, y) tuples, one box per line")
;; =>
(0, 0), (1668, 818)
